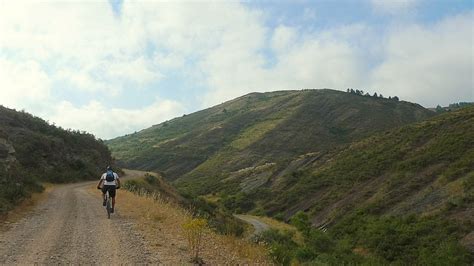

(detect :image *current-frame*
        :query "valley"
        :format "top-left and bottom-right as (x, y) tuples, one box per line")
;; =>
(0, 89), (472, 264)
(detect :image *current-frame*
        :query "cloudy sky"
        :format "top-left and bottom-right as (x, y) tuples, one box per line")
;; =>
(0, 0), (472, 139)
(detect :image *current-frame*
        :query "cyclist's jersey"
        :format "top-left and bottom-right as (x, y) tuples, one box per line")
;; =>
(100, 172), (119, 186)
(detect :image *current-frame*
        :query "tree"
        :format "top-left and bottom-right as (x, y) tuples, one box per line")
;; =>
(393, 96), (399, 101)
(373, 92), (378, 98)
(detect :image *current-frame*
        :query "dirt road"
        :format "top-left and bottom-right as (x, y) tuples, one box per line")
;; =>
(0, 181), (160, 264)
(234, 214), (270, 236)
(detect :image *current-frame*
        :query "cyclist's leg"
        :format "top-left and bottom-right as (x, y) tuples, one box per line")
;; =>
(101, 186), (107, 205)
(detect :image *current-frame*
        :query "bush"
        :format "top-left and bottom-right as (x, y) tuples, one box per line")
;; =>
(256, 229), (298, 265)
(190, 197), (245, 236)
(182, 218), (208, 263)
(290, 211), (311, 237)
(221, 192), (255, 213)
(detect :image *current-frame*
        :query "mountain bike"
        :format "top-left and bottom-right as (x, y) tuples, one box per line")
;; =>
(98, 186), (119, 219)
(104, 190), (112, 219)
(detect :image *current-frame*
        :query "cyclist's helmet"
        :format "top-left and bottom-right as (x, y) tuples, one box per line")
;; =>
(106, 166), (112, 171)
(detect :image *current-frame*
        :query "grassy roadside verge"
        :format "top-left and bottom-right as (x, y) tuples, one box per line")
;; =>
(0, 183), (54, 231)
(87, 185), (270, 264)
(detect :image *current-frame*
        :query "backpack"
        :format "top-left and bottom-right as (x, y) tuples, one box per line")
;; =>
(105, 170), (115, 182)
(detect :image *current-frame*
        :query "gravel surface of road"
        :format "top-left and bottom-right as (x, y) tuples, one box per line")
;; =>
(0, 181), (160, 264)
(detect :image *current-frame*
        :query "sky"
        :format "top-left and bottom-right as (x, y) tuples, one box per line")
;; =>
(0, 0), (473, 139)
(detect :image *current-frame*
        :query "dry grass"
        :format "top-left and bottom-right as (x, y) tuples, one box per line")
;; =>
(88, 186), (270, 264)
(0, 183), (54, 230)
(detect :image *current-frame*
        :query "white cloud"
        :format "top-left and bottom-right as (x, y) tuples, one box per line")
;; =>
(0, 59), (51, 109)
(101, 57), (161, 86)
(49, 99), (185, 139)
(272, 26), (297, 52)
(154, 52), (185, 70)
(200, 20), (368, 107)
(200, 10), (472, 108)
(0, 2), (127, 62)
(56, 68), (112, 93)
(0, 1), (472, 139)
(0, 1), (158, 94)
(370, 12), (474, 106)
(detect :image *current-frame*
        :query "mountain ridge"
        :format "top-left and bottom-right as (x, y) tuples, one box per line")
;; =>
(108, 89), (434, 185)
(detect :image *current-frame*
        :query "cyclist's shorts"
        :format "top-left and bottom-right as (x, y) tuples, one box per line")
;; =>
(102, 185), (117, 198)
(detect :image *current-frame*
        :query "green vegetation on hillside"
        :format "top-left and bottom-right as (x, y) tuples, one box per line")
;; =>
(108, 90), (473, 263)
(267, 106), (473, 220)
(108, 89), (433, 193)
(258, 211), (471, 265)
(0, 106), (112, 214)
(252, 106), (474, 263)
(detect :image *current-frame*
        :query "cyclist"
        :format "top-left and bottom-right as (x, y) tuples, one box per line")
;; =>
(97, 166), (121, 213)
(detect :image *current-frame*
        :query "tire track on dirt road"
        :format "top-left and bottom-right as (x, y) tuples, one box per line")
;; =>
(0, 181), (160, 264)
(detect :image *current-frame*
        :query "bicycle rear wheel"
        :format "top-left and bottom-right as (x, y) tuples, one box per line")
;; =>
(106, 192), (111, 219)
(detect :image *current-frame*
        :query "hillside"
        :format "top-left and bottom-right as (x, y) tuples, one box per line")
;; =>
(108, 89), (434, 192)
(264, 106), (474, 225)
(0, 106), (112, 213)
(170, 105), (473, 264)
(107, 91), (474, 263)
(252, 106), (474, 264)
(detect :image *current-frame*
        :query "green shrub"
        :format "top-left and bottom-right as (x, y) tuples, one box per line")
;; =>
(290, 211), (311, 237)
(255, 229), (297, 265)
(182, 218), (208, 263)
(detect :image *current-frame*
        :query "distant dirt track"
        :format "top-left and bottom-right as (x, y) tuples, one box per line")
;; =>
(0, 181), (160, 264)
(234, 214), (270, 236)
